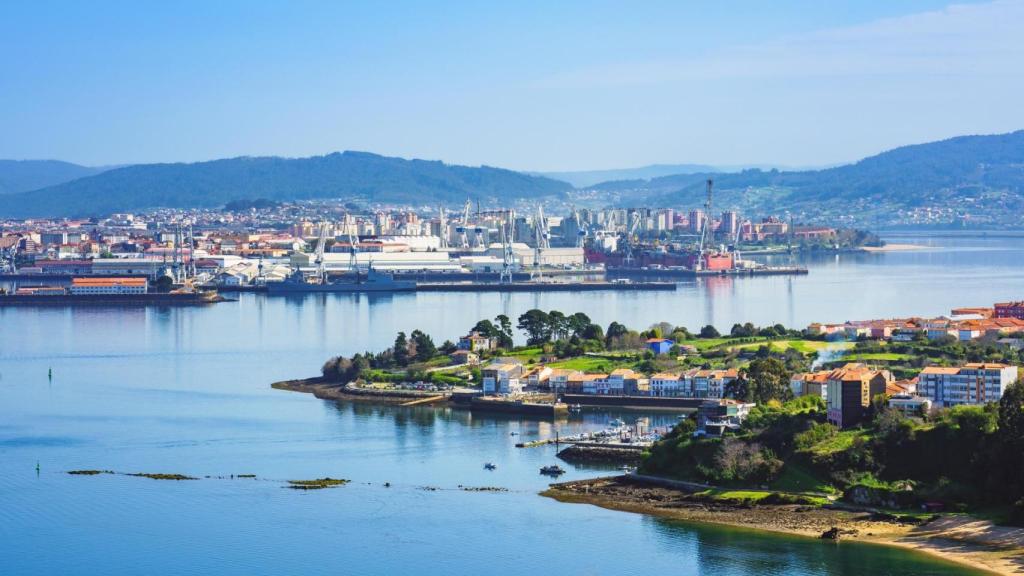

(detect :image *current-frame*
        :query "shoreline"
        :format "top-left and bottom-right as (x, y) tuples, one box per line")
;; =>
(271, 378), (439, 404)
(543, 476), (1023, 575)
(861, 243), (928, 252)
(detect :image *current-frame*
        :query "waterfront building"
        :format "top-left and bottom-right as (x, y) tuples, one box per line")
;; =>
(69, 277), (148, 295)
(524, 366), (553, 389)
(696, 399), (757, 436)
(649, 373), (683, 397)
(918, 363), (1018, 407)
(546, 369), (581, 394)
(693, 369), (738, 399)
(825, 363), (892, 429)
(481, 361), (524, 395)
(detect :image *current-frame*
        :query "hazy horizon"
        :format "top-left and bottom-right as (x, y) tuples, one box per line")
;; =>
(2, 0), (1022, 171)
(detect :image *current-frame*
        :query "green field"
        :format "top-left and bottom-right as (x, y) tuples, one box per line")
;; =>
(547, 356), (635, 372)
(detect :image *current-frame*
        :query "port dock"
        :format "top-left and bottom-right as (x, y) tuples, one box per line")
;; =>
(415, 281), (676, 292)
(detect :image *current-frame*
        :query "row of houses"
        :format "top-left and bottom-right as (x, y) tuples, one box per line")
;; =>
(791, 362), (1019, 428)
(806, 304), (1024, 343)
(479, 359), (740, 399)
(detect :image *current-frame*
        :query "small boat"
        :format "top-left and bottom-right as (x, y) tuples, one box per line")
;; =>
(484, 463), (497, 470)
(540, 465), (566, 476)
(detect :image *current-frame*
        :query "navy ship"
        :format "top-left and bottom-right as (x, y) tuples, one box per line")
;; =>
(266, 266), (417, 293)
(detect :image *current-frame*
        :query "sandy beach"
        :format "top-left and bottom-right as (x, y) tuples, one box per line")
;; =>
(543, 476), (1024, 575)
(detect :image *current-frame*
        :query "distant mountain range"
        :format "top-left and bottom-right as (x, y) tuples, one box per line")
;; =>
(0, 160), (108, 195)
(2, 131), (1023, 222)
(532, 164), (718, 188)
(582, 131), (1024, 224)
(0, 152), (571, 218)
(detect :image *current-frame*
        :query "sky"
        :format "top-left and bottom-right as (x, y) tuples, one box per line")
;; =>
(1, 0), (1022, 171)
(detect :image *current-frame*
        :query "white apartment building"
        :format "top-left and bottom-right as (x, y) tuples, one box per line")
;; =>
(918, 363), (1018, 407)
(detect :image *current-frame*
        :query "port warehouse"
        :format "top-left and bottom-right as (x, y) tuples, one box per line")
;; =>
(68, 277), (148, 295)
(19, 246), (584, 278)
(289, 244), (585, 273)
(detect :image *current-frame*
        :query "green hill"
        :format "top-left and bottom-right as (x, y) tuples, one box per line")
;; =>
(0, 160), (107, 195)
(0, 151), (571, 218)
(592, 130), (1024, 223)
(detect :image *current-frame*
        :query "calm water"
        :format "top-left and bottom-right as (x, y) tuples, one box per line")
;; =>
(2, 231), (1018, 575)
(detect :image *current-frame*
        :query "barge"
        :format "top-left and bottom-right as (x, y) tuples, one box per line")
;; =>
(0, 290), (225, 307)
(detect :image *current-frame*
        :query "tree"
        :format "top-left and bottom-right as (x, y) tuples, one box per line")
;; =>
(494, 314), (514, 349)
(410, 329), (437, 362)
(606, 321), (628, 347)
(393, 332), (410, 366)
(744, 357), (791, 404)
(582, 323), (605, 343)
(997, 380), (1024, 504)
(568, 312), (591, 338)
(518, 309), (552, 345)
(699, 324), (721, 339)
(725, 376), (752, 402)
(548, 310), (568, 341)
(472, 319), (498, 337)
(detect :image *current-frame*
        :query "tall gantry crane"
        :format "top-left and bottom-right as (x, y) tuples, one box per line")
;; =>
(456, 199), (472, 249)
(500, 211), (516, 284)
(696, 179), (713, 271)
(532, 205), (550, 277)
(313, 221), (329, 283)
(623, 211), (642, 266)
(438, 206), (449, 250)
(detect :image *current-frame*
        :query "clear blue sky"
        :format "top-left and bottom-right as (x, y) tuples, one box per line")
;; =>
(1, 1), (1021, 170)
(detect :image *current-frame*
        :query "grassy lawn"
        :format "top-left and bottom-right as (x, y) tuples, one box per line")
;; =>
(842, 352), (913, 362)
(547, 356), (635, 372)
(771, 464), (838, 495)
(680, 338), (745, 351)
(509, 347), (544, 361)
(805, 429), (870, 457)
(696, 488), (830, 506)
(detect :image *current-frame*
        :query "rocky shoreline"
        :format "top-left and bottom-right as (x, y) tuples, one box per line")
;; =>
(543, 475), (1023, 575)
(271, 378), (444, 404)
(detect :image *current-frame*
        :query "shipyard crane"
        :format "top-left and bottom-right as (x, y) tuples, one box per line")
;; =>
(572, 207), (587, 248)
(438, 206), (449, 250)
(696, 179), (713, 271)
(532, 206), (551, 278)
(347, 222), (362, 283)
(455, 199), (472, 250)
(623, 211), (642, 266)
(499, 212), (516, 284)
(313, 221), (329, 283)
